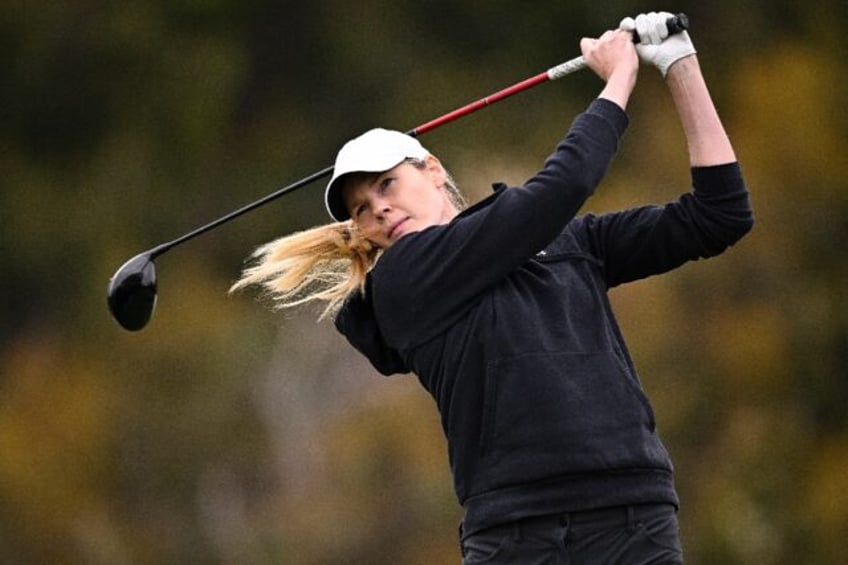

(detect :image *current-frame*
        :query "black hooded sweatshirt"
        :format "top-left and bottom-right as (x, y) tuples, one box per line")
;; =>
(335, 98), (754, 536)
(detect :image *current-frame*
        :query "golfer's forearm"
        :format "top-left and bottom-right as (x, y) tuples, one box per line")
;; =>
(666, 56), (736, 166)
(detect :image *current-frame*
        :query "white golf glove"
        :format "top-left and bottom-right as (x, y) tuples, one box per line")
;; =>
(619, 12), (696, 77)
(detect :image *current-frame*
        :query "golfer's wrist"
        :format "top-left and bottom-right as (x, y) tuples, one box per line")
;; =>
(599, 68), (636, 110)
(663, 52), (698, 81)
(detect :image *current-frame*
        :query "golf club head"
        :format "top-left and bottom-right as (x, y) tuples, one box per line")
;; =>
(107, 252), (158, 331)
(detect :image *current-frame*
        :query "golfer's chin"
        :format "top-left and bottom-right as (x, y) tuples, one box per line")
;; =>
(370, 218), (429, 249)
(375, 218), (411, 248)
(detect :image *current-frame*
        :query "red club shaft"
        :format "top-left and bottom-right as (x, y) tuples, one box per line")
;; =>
(409, 72), (551, 137)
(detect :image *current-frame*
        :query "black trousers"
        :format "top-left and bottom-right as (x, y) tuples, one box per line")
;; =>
(460, 503), (683, 564)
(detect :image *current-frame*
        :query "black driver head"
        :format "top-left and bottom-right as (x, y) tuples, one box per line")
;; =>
(107, 252), (158, 331)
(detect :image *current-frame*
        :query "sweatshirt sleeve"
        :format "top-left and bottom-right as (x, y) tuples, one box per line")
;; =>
(335, 276), (410, 375)
(372, 98), (629, 350)
(578, 162), (754, 287)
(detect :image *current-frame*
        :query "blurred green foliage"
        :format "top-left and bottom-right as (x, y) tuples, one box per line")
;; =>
(1, 1), (846, 563)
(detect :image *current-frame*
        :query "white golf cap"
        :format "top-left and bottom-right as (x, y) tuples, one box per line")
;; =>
(325, 128), (430, 221)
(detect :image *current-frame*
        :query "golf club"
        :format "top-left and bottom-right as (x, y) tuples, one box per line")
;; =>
(107, 13), (688, 331)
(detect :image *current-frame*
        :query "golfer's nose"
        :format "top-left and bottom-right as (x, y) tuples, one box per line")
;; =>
(372, 197), (391, 218)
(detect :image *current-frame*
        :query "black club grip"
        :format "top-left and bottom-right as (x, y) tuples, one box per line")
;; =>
(633, 13), (689, 44)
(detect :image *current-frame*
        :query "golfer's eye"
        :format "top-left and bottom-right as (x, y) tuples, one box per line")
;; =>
(379, 177), (394, 192)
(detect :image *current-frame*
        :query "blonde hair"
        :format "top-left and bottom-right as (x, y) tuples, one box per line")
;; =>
(229, 221), (379, 319)
(230, 158), (465, 319)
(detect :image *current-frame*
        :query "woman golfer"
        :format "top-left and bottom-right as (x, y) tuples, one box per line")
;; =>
(233, 12), (753, 563)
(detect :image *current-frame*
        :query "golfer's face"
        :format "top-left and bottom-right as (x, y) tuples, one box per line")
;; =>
(343, 157), (455, 248)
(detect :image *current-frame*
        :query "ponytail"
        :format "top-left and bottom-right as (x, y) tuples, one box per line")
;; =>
(229, 221), (379, 319)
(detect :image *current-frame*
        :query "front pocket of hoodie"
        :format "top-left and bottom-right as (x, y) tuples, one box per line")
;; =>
(480, 350), (660, 473)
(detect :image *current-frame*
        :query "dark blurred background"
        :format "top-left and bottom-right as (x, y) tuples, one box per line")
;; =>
(1, 1), (846, 563)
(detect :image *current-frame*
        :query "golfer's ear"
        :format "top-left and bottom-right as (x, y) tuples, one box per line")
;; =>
(425, 155), (447, 187)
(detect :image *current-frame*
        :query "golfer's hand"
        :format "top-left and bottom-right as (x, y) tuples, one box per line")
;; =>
(581, 29), (639, 109)
(581, 29), (638, 82)
(620, 11), (696, 77)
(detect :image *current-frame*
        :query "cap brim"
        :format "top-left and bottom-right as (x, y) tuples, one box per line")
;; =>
(325, 173), (352, 222)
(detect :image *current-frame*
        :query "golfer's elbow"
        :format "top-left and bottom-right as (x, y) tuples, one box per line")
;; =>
(728, 190), (756, 244)
(703, 209), (754, 257)
(738, 211), (755, 239)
